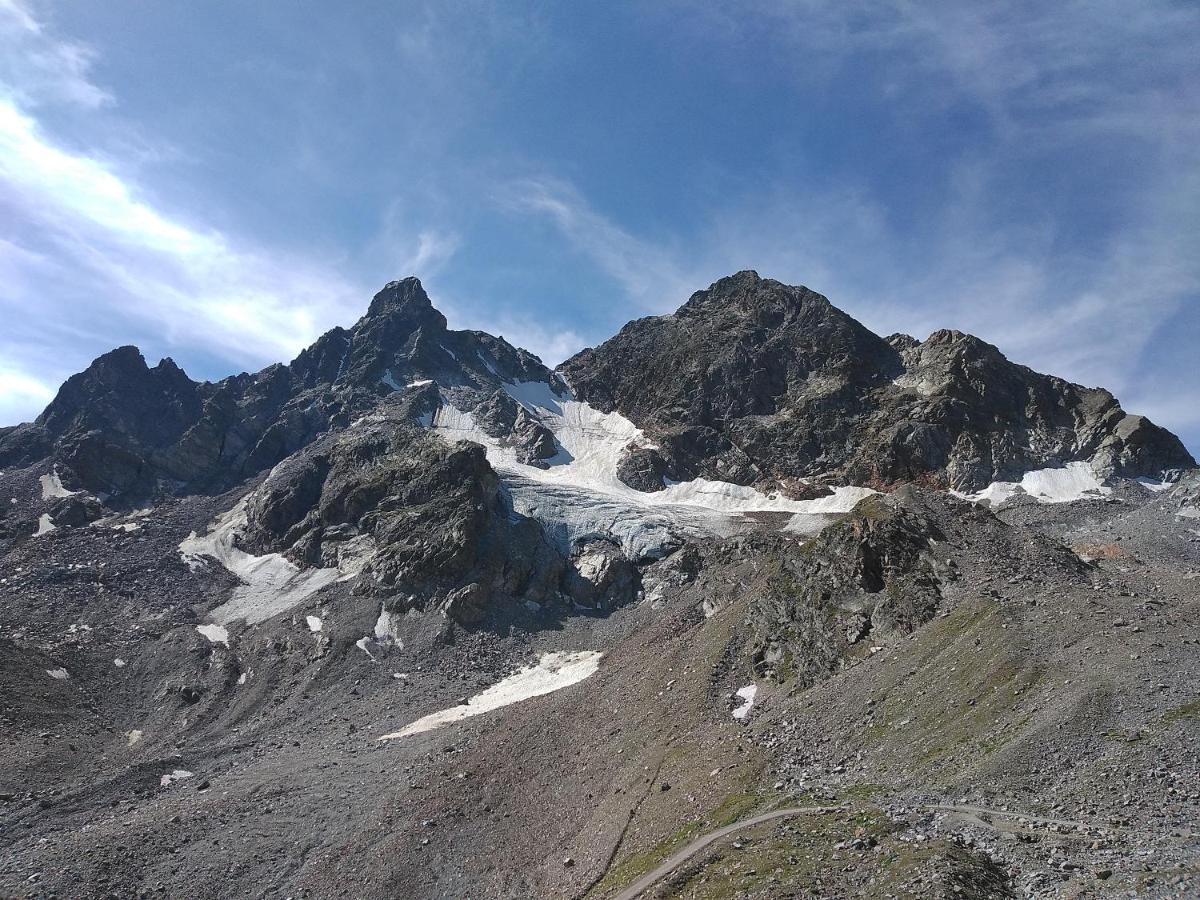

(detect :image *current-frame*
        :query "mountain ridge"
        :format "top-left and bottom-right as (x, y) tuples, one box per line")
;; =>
(1, 271), (1193, 506)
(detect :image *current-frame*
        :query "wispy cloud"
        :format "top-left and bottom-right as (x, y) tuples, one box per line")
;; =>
(0, 0), (112, 109)
(0, 1), (373, 423)
(494, 176), (697, 311)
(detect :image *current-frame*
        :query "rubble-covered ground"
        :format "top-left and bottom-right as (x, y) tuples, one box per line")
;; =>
(2, 457), (1198, 899)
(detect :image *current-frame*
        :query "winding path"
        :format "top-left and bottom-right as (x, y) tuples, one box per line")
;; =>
(608, 806), (844, 900)
(605, 801), (1115, 899)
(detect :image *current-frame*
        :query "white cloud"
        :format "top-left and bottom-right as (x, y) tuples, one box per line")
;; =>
(0, 0), (112, 109)
(494, 176), (697, 311)
(0, 365), (53, 425)
(0, 4), (372, 424)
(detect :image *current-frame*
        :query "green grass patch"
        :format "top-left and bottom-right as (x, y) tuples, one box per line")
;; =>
(1163, 699), (1200, 725)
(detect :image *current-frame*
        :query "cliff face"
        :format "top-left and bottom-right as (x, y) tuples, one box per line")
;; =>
(561, 271), (1194, 492)
(0, 278), (555, 499)
(2, 270), (1192, 503)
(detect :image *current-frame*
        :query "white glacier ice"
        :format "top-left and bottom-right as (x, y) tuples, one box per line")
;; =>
(432, 380), (875, 558)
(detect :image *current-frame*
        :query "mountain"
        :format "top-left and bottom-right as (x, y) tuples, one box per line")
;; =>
(2, 274), (1198, 899)
(0, 277), (554, 500)
(560, 270), (1193, 492)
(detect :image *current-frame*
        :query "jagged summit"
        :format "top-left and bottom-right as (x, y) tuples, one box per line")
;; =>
(561, 272), (1194, 492)
(0, 276), (556, 498)
(363, 276), (448, 329)
(0, 272), (1193, 503)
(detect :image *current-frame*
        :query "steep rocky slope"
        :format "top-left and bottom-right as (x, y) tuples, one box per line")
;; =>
(0, 278), (553, 502)
(561, 271), (1193, 493)
(1, 273), (1197, 899)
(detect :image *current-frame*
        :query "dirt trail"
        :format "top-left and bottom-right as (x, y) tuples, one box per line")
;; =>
(607, 802), (1116, 899)
(607, 806), (845, 900)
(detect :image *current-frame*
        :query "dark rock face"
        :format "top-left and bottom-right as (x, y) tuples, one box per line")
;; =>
(0, 278), (556, 503)
(741, 492), (948, 686)
(237, 408), (636, 624)
(561, 271), (1195, 491)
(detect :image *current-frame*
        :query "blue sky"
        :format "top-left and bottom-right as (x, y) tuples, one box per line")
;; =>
(1, 1), (1197, 452)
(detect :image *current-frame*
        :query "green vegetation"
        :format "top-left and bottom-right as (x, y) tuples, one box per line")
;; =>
(586, 789), (781, 897)
(1163, 699), (1200, 725)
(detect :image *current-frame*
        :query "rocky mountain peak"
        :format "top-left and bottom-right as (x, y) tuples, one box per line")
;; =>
(562, 271), (1194, 492)
(364, 276), (447, 331)
(676, 270), (839, 329)
(35, 345), (202, 441)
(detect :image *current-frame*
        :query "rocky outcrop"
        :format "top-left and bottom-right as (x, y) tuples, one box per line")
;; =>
(560, 271), (1195, 491)
(0, 278), (557, 503)
(742, 492), (948, 685)
(238, 408), (637, 624)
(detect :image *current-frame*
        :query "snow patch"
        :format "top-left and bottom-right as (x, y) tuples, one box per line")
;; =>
(39, 470), (77, 499)
(113, 658), (126, 668)
(306, 615), (323, 633)
(159, 769), (194, 787)
(378, 651), (602, 740)
(127, 729), (143, 747)
(374, 608), (397, 643)
(409, 379), (433, 388)
(952, 462), (1111, 506)
(196, 623), (229, 645)
(46, 667), (69, 680)
(112, 521), (142, 532)
(35, 514), (56, 536)
(732, 684), (758, 720)
(357, 609), (400, 660)
(1136, 477), (1173, 493)
(179, 499), (340, 625)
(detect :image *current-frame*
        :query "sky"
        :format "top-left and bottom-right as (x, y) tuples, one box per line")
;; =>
(0, 0), (1197, 453)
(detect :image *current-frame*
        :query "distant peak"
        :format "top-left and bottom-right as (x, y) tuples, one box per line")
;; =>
(91, 345), (148, 372)
(368, 277), (432, 317)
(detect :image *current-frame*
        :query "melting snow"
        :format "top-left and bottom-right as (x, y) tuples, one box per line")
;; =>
(374, 608), (397, 643)
(179, 499), (340, 625)
(46, 667), (69, 680)
(39, 470), (78, 499)
(380, 371), (403, 391)
(196, 623), (229, 645)
(127, 729), (143, 747)
(35, 514), (56, 536)
(1136, 477), (1173, 493)
(952, 462), (1111, 506)
(355, 607), (401, 660)
(431, 381), (875, 557)
(306, 615), (323, 633)
(732, 684), (758, 720)
(378, 650), (602, 740)
(160, 769), (194, 787)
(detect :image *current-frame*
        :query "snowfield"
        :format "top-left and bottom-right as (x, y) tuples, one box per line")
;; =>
(433, 380), (875, 558)
(378, 650), (603, 740)
(179, 499), (341, 625)
(952, 461), (1111, 506)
